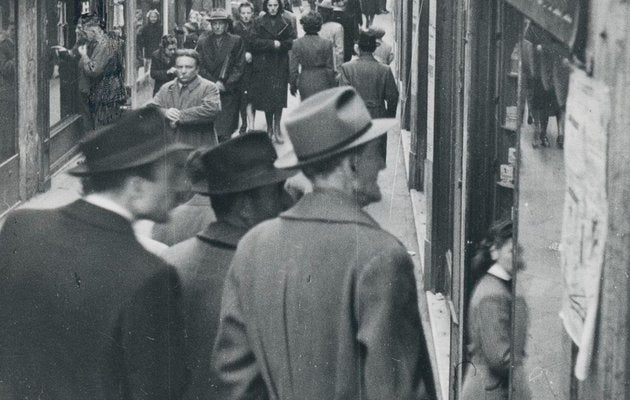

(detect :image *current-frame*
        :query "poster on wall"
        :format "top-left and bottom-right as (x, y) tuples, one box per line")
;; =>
(505, 0), (580, 48)
(559, 69), (610, 381)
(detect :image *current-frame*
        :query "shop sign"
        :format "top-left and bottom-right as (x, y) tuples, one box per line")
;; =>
(505, 0), (580, 48)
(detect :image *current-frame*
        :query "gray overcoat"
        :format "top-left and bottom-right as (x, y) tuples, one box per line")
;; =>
(213, 190), (436, 399)
(151, 75), (221, 148)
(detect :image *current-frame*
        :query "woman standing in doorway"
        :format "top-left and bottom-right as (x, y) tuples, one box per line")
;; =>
(249, 0), (294, 143)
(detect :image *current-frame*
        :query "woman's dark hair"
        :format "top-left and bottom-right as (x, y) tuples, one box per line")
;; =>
(470, 219), (513, 282)
(263, 0), (284, 15)
(175, 49), (201, 66)
(300, 11), (323, 34)
(161, 34), (178, 48)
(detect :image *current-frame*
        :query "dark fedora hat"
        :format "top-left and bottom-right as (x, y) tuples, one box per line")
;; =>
(199, 131), (296, 195)
(68, 107), (193, 176)
(357, 28), (379, 48)
(206, 8), (231, 21)
(275, 86), (397, 169)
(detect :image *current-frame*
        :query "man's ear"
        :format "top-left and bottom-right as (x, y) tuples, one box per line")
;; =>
(490, 244), (499, 261)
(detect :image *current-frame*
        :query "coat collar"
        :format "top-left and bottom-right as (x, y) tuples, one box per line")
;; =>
(259, 14), (289, 36)
(197, 221), (249, 249)
(170, 75), (202, 93)
(280, 189), (378, 227)
(358, 53), (378, 62)
(60, 199), (135, 235)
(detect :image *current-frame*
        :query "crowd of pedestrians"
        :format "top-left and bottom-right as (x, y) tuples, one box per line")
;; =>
(0, 3), (432, 400)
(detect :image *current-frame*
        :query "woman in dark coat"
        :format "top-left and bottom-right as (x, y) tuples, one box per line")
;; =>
(137, 10), (163, 65)
(250, 0), (295, 143)
(289, 11), (335, 100)
(150, 34), (178, 95)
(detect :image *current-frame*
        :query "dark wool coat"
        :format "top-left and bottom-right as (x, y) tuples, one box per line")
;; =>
(150, 48), (176, 95)
(163, 221), (248, 400)
(232, 20), (256, 98)
(196, 32), (246, 139)
(0, 200), (189, 400)
(461, 273), (530, 400)
(289, 34), (335, 100)
(339, 54), (399, 118)
(137, 21), (163, 59)
(249, 13), (295, 111)
(213, 190), (437, 400)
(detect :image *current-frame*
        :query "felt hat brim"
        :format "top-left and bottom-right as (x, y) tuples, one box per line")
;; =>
(195, 167), (297, 195)
(67, 143), (193, 176)
(274, 118), (397, 169)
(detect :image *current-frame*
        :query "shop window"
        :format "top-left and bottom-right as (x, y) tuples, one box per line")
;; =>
(48, 0), (80, 128)
(0, 2), (16, 164)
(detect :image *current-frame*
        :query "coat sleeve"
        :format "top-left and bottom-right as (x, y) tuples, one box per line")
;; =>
(178, 83), (222, 124)
(148, 84), (169, 109)
(384, 68), (399, 117)
(120, 266), (190, 400)
(251, 22), (277, 53)
(289, 41), (299, 88)
(477, 295), (511, 378)
(355, 247), (436, 400)
(224, 36), (246, 89)
(338, 65), (350, 86)
(80, 40), (113, 78)
(212, 261), (269, 400)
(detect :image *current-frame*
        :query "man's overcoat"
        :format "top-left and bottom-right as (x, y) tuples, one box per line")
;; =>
(196, 32), (245, 139)
(249, 14), (295, 111)
(0, 200), (189, 400)
(152, 75), (221, 147)
(213, 190), (436, 400)
(339, 53), (399, 118)
(163, 221), (248, 400)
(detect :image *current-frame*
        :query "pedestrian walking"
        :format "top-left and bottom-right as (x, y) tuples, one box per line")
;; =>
(318, 1), (345, 72)
(163, 132), (295, 400)
(213, 87), (437, 400)
(462, 220), (531, 400)
(78, 13), (127, 127)
(259, 0), (299, 36)
(150, 49), (221, 148)
(232, 1), (257, 133)
(151, 148), (217, 246)
(289, 11), (336, 100)
(359, 0), (378, 27)
(196, 9), (246, 142)
(249, 0), (295, 143)
(150, 34), (178, 95)
(137, 9), (163, 68)
(0, 107), (191, 400)
(372, 27), (394, 65)
(331, 0), (362, 62)
(183, 21), (201, 49)
(339, 29), (398, 117)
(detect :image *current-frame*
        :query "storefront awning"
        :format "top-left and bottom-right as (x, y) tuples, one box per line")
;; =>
(505, 0), (580, 48)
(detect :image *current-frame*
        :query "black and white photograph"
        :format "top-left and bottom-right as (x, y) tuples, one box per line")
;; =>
(0, 0), (627, 399)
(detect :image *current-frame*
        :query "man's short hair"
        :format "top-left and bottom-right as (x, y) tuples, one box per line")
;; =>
(175, 49), (201, 66)
(239, 1), (254, 12)
(301, 142), (370, 180)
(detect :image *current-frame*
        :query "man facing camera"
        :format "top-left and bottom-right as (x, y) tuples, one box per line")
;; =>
(150, 49), (222, 148)
(163, 131), (295, 400)
(0, 107), (192, 400)
(213, 87), (436, 399)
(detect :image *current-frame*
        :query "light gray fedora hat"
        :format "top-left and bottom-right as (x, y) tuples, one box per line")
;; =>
(275, 86), (397, 169)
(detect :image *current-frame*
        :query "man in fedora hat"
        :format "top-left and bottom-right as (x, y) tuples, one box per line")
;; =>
(339, 28), (399, 118)
(213, 86), (436, 399)
(196, 9), (246, 141)
(162, 131), (295, 399)
(0, 107), (192, 400)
